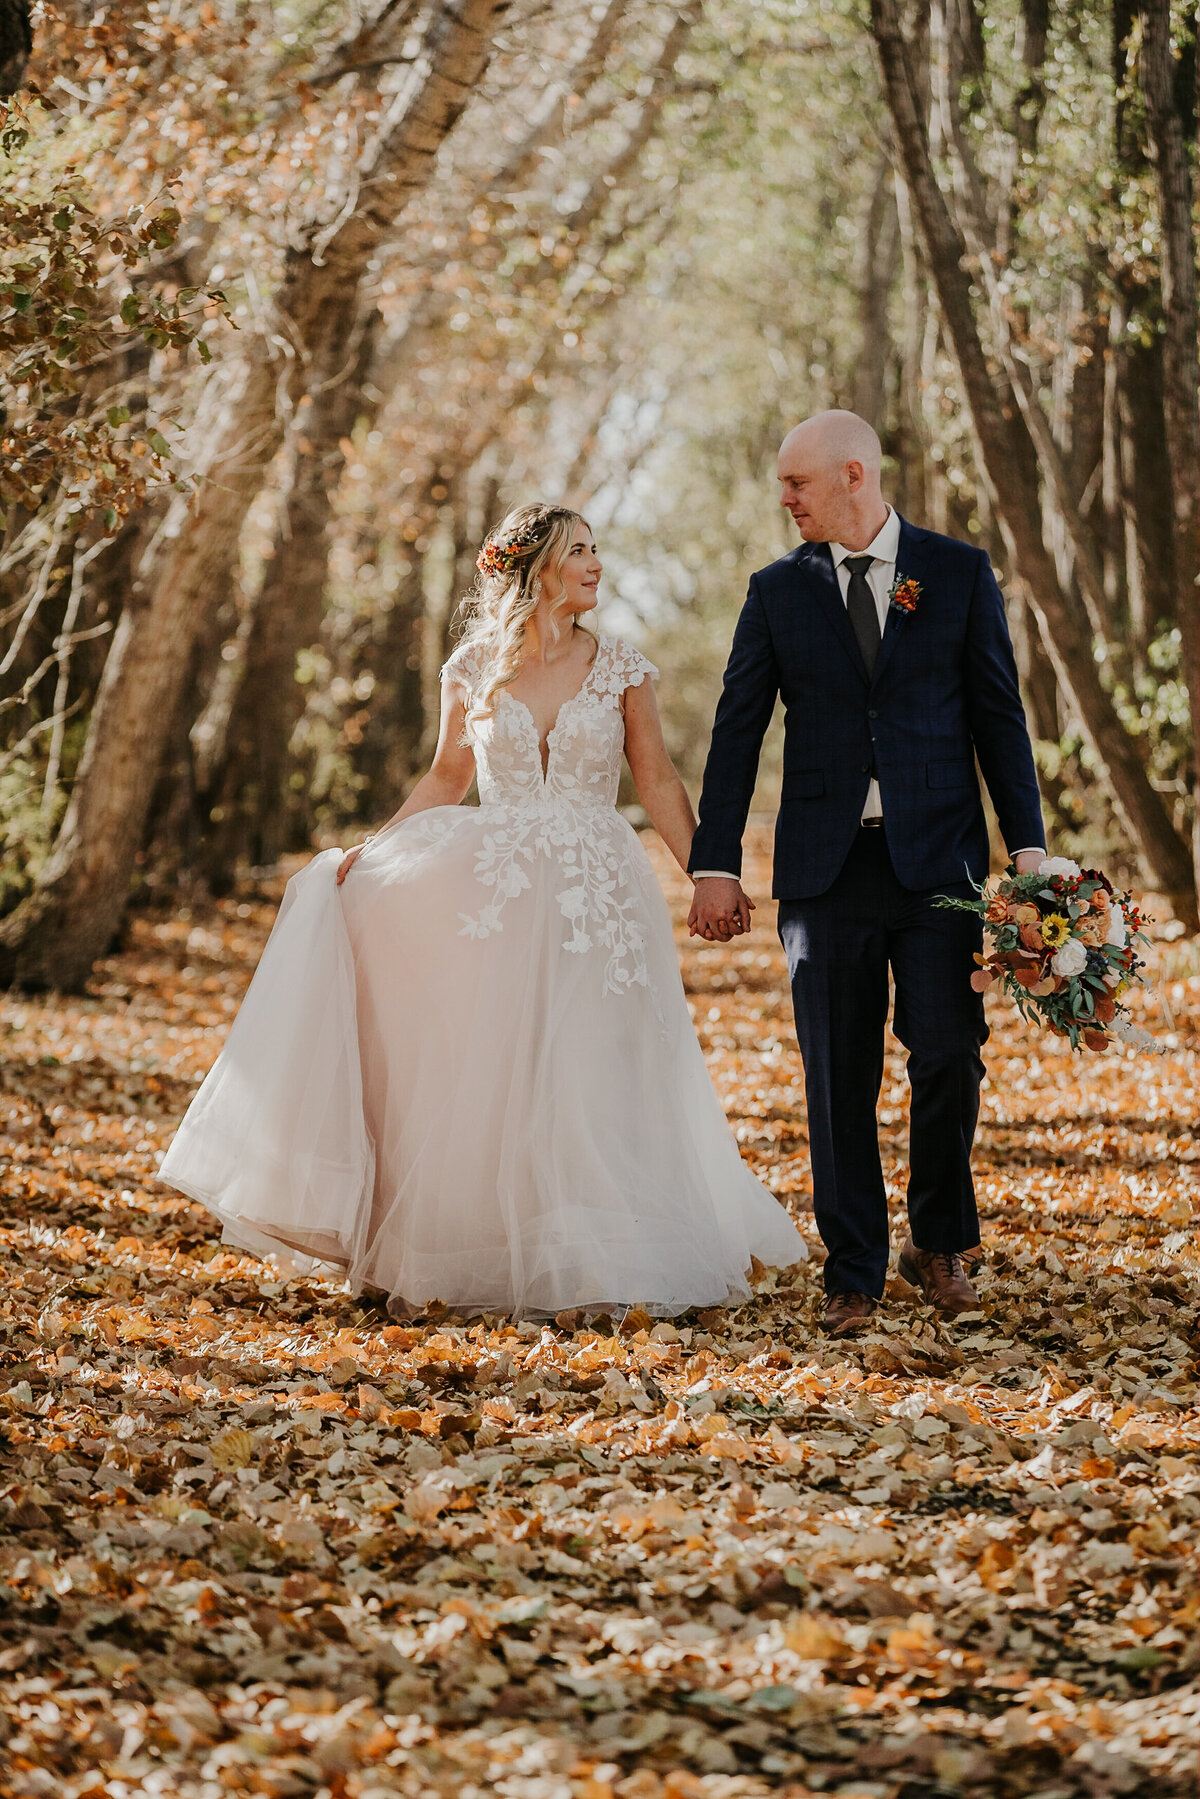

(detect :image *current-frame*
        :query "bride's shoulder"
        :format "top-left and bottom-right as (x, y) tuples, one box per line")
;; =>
(595, 635), (659, 694)
(441, 636), (486, 688)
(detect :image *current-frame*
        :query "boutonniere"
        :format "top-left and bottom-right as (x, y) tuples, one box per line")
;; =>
(888, 574), (921, 616)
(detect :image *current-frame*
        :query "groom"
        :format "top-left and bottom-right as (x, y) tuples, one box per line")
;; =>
(688, 411), (1046, 1337)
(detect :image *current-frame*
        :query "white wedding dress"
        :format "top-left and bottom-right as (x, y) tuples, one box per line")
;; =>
(159, 635), (804, 1315)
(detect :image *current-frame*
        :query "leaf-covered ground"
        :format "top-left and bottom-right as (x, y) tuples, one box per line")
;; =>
(1, 828), (1197, 1798)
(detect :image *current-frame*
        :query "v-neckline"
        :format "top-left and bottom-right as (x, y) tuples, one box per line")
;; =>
(505, 643), (601, 781)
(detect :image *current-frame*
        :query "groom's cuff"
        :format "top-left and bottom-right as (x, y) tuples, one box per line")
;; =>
(1013, 846), (1046, 857)
(693, 870), (740, 881)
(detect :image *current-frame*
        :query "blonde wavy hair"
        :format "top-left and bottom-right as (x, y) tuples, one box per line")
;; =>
(455, 504), (596, 726)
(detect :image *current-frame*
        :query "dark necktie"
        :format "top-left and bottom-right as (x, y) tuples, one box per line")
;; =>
(845, 555), (880, 680)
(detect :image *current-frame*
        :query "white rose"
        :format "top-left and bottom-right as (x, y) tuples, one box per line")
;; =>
(1051, 938), (1089, 978)
(1037, 856), (1082, 880)
(1105, 904), (1127, 948)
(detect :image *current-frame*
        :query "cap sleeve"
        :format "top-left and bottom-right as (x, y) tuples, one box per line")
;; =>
(599, 637), (659, 698)
(440, 639), (484, 692)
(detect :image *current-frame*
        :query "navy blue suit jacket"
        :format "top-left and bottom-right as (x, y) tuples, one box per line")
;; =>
(688, 519), (1046, 898)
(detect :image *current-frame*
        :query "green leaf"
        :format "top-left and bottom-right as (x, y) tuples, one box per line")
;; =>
(495, 1595), (549, 1626)
(730, 1397), (775, 1418)
(147, 430), (171, 457)
(106, 405), (132, 427)
(1114, 1647), (1164, 1672)
(120, 294), (140, 326)
(749, 1684), (798, 1712)
(53, 210), (73, 231)
(684, 1690), (744, 1716)
(9, 288), (32, 313)
(196, 338), (212, 364)
(103, 508), (118, 531)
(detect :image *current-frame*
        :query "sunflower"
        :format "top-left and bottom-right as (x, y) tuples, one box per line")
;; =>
(1040, 913), (1072, 948)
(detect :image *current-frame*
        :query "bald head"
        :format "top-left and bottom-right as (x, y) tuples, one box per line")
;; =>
(781, 410), (882, 473)
(777, 410), (888, 548)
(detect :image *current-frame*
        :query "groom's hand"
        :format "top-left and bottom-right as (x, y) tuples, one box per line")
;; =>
(688, 877), (755, 942)
(1013, 850), (1045, 875)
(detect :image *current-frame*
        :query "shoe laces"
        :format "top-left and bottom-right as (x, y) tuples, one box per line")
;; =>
(928, 1251), (965, 1279)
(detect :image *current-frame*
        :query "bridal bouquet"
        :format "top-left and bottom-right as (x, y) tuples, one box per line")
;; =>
(937, 857), (1156, 1052)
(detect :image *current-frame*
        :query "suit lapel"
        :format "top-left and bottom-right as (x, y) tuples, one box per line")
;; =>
(871, 517), (935, 688)
(799, 543), (869, 684)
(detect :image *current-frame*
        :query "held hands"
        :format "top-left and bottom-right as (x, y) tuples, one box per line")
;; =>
(336, 841), (370, 885)
(1012, 850), (1045, 876)
(688, 876), (755, 942)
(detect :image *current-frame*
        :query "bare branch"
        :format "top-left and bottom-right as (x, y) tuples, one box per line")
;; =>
(43, 540), (108, 816)
(0, 698), (85, 780)
(0, 517), (67, 685)
(303, 0), (425, 90)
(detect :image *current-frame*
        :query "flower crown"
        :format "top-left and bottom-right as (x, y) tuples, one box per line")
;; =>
(476, 521), (544, 579)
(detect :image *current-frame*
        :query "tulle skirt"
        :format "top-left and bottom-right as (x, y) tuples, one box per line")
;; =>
(158, 807), (805, 1315)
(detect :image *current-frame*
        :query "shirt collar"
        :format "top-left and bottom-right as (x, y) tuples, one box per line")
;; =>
(829, 505), (900, 571)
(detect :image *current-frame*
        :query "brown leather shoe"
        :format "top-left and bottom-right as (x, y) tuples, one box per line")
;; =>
(897, 1236), (980, 1315)
(822, 1291), (877, 1336)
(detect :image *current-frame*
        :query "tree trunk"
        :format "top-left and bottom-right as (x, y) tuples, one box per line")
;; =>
(200, 308), (383, 884)
(355, 519), (435, 821)
(1113, 297), (1177, 641)
(1009, 582), (1060, 750)
(0, 0), (509, 989)
(870, 0), (1197, 924)
(0, 0), (31, 95)
(853, 159), (899, 429)
(1139, 0), (1200, 893)
(0, 363), (259, 984)
(927, 3), (1114, 648)
(891, 176), (929, 522)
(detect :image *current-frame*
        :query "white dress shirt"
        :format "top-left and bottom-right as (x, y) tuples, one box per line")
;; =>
(694, 505), (1042, 881)
(829, 505), (902, 822)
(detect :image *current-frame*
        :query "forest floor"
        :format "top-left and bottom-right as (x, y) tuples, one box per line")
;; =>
(0, 826), (1197, 1799)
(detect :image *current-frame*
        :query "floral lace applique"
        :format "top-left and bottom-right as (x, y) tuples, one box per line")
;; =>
(440, 638), (487, 695)
(588, 638), (658, 701)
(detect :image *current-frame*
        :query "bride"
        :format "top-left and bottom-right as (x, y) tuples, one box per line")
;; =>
(159, 503), (804, 1315)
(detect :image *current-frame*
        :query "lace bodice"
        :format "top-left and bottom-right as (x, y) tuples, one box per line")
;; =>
(436, 635), (661, 999)
(440, 634), (658, 811)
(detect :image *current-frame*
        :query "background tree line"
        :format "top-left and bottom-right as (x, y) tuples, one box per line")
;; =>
(0, 0), (1196, 993)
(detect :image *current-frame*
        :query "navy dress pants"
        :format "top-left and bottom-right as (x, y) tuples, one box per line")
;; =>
(777, 828), (987, 1299)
